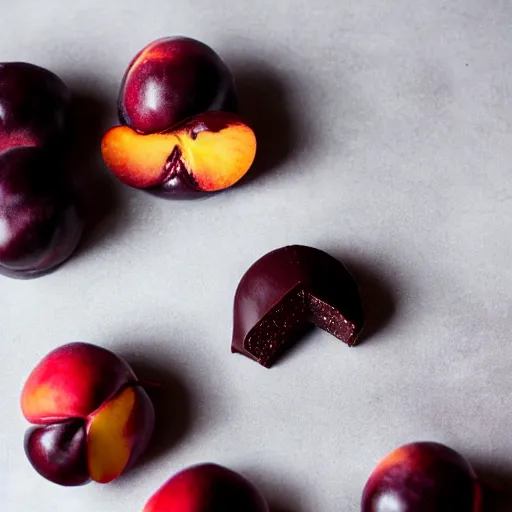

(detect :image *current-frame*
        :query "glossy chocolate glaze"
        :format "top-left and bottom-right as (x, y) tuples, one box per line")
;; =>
(232, 245), (364, 367)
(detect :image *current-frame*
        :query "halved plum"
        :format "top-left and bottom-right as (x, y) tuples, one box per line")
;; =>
(102, 111), (256, 195)
(104, 36), (256, 197)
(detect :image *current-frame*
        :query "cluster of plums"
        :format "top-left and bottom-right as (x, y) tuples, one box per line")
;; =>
(9, 36), (486, 510)
(21, 342), (483, 510)
(0, 36), (256, 278)
(0, 62), (83, 277)
(102, 37), (256, 195)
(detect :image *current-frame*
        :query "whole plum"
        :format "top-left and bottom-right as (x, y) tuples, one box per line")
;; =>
(0, 62), (83, 278)
(361, 442), (482, 512)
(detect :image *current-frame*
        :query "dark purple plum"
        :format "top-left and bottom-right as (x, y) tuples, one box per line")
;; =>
(118, 36), (238, 134)
(24, 420), (89, 486)
(104, 37), (259, 198)
(361, 442), (482, 512)
(0, 62), (83, 278)
(0, 62), (71, 152)
(0, 147), (83, 278)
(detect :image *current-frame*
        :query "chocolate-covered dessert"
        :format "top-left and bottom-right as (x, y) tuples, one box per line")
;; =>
(232, 245), (365, 368)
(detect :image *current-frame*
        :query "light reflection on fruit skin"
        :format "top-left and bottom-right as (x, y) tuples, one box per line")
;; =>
(0, 62), (83, 278)
(143, 463), (269, 512)
(21, 342), (155, 486)
(104, 36), (258, 197)
(361, 442), (482, 512)
(119, 37), (237, 135)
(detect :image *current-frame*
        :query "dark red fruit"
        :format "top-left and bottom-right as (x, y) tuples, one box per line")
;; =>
(21, 342), (155, 486)
(143, 463), (269, 512)
(119, 37), (237, 134)
(0, 62), (71, 152)
(0, 148), (82, 278)
(0, 62), (83, 278)
(104, 37), (256, 197)
(24, 420), (89, 486)
(102, 111), (256, 195)
(361, 442), (482, 512)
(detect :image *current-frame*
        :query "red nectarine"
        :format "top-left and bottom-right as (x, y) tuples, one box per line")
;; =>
(21, 342), (155, 486)
(143, 463), (269, 512)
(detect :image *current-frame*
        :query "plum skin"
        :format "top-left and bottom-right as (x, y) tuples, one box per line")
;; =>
(0, 147), (83, 278)
(0, 62), (82, 278)
(118, 36), (238, 134)
(104, 37), (258, 197)
(0, 62), (71, 151)
(24, 420), (89, 486)
(21, 342), (155, 486)
(143, 463), (269, 512)
(361, 442), (482, 512)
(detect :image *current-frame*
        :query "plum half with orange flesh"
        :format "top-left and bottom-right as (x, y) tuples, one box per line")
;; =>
(102, 111), (256, 195)
(21, 342), (155, 486)
(103, 36), (255, 196)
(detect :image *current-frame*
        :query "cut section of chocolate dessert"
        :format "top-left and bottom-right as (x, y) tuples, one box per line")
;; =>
(232, 245), (365, 368)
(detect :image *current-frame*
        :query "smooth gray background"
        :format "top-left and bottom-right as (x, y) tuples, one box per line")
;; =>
(1, 0), (512, 510)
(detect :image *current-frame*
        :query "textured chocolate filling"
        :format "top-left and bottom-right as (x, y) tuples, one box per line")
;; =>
(308, 295), (358, 345)
(244, 288), (359, 368)
(245, 290), (310, 367)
